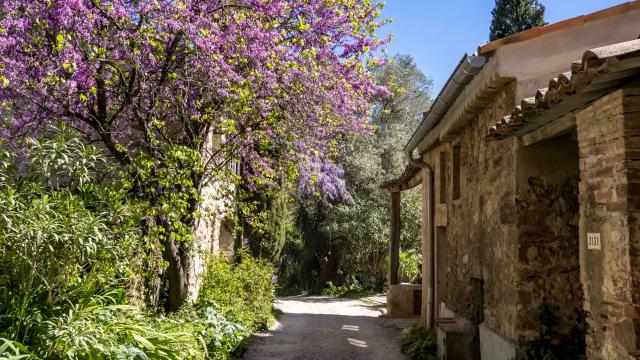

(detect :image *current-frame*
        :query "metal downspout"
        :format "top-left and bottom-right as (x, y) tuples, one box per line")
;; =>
(411, 159), (435, 330)
(426, 166), (434, 330)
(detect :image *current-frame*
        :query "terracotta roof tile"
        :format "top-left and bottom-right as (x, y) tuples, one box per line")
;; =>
(487, 39), (640, 140)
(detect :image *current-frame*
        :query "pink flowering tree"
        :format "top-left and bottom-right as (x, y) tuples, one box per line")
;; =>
(0, 0), (387, 310)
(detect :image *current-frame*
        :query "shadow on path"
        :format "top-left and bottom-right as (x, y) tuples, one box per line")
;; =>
(243, 296), (416, 360)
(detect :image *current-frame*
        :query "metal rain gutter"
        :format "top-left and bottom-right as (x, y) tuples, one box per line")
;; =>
(404, 54), (486, 168)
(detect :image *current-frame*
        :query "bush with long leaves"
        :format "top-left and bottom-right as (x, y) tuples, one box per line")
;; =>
(0, 129), (213, 359)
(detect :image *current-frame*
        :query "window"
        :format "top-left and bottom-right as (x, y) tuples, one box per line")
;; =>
(439, 151), (447, 204)
(453, 144), (461, 200)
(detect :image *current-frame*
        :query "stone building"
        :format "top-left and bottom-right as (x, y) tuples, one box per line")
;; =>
(383, 2), (640, 359)
(188, 175), (236, 298)
(188, 134), (239, 299)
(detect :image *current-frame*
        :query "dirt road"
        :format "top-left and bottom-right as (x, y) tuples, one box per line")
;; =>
(243, 296), (413, 360)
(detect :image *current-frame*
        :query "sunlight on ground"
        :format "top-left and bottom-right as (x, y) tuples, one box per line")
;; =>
(342, 325), (360, 331)
(347, 338), (369, 348)
(274, 297), (380, 317)
(253, 320), (282, 337)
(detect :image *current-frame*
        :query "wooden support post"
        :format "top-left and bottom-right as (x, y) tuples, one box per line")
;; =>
(390, 190), (401, 286)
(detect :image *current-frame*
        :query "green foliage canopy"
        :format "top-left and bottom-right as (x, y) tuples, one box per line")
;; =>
(278, 55), (433, 292)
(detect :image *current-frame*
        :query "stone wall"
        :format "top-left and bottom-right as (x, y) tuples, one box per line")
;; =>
(419, 86), (640, 358)
(576, 87), (640, 359)
(516, 175), (583, 339)
(422, 82), (521, 340)
(189, 179), (234, 300)
(514, 133), (584, 341)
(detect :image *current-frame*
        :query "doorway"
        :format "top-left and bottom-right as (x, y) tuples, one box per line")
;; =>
(516, 131), (584, 353)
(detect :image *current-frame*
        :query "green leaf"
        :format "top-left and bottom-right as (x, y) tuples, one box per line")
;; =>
(132, 334), (155, 351)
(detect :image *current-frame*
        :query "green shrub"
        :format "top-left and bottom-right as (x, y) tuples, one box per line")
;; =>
(0, 130), (143, 349)
(0, 131), (205, 360)
(0, 338), (33, 359)
(198, 252), (275, 332)
(320, 277), (364, 297)
(39, 294), (203, 360)
(399, 249), (421, 283)
(0, 128), (276, 360)
(401, 324), (438, 360)
(173, 304), (246, 359)
(321, 282), (349, 297)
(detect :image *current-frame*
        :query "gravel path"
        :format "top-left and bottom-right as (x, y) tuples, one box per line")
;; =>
(243, 295), (414, 360)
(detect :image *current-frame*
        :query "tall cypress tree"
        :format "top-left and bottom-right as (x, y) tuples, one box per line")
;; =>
(490, 0), (546, 41)
(238, 184), (291, 263)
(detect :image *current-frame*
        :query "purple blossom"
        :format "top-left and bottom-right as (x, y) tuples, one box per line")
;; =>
(0, 0), (388, 199)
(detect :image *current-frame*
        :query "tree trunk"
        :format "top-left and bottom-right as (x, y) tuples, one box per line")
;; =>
(161, 235), (190, 312)
(159, 174), (202, 312)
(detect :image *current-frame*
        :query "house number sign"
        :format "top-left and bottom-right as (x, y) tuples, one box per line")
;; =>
(587, 233), (601, 250)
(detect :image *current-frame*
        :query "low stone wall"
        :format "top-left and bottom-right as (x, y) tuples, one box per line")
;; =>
(387, 284), (421, 318)
(479, 323), (517, 360)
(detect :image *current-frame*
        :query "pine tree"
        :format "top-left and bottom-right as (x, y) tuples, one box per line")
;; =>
(490, 0), (546, 41)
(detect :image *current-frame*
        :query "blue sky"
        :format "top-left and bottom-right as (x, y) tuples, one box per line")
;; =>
(379, 0), (627, 93)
